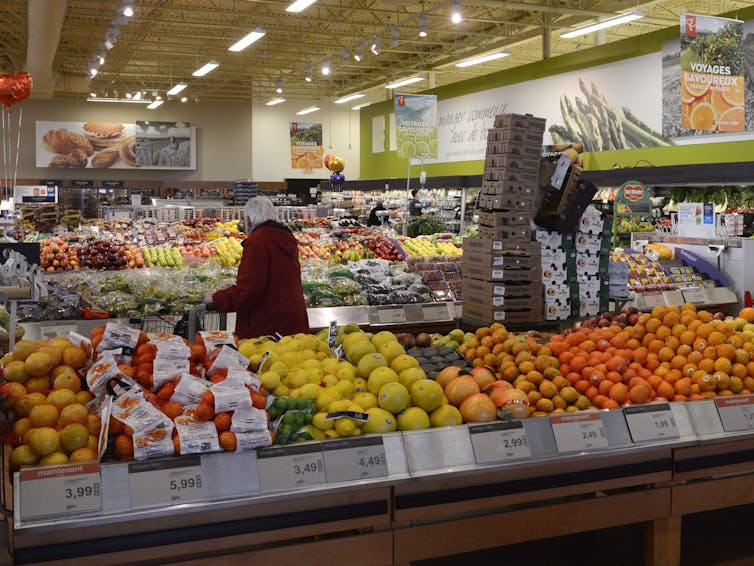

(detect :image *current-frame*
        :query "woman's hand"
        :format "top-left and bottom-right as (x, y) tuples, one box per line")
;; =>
(204, 292), (215, 303)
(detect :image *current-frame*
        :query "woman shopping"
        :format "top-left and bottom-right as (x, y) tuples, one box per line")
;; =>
(208, 197), (309, 339)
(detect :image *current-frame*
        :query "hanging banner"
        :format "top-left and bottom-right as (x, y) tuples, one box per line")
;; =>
(680, 14), (744, 133)
(289, 122), (323, 173)
(394, 94), (438, 160)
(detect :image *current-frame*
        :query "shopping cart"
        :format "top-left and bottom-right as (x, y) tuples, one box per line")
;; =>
(184, 303), (227, 339)
(128, 312), (182, 335)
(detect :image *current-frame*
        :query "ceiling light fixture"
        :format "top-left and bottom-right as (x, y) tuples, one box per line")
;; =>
(296, 105), (320, 115)
(351, 102), (371, 110)
(87, 66), (98, 78)
(560, 9), (645, 38)
(390, 27), (400, 48)
(341, 48), (350, 67)
(334, 92), (365, 104)
(166, 82), (187, 95)
(229, 27), (266, 51)
(181, 96), (188, 102)
(125, 92), (132, 99)
(451, 1), (462, 24)
(266, 98), (286, 106)
(354, 44), (364, 62)
(385, 75), (425, 89)
(90, 92), (97, 98)
(96, 53), (105, 65)
(418, 14), (428, 37)
(104, 38), (115, 50)
(133, 91), (142, 100)
(286, 0), (317, 13)
(371, 36), (381, 56)
(119, 2), (134, 17)
(193, 60), (219, 77)
(305, 66), (313, 82)
(87, 97), (151, 104)
(147, 100), (164, 109)
(455, 49), (511, 67)
(321, 59), (331, 75)
(276, 77), (284, 93)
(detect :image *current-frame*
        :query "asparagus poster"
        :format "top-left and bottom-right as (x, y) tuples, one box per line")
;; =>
(289, 122), (323, 173)
(394, 94), (438, 160)
(680, 14), (744, 132)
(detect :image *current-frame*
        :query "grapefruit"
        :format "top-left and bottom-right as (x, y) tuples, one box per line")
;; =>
(371, 331), (398, 350)
(28, 404), (59, 428)
(397, 407), (431, 431)
(9, 445), (38, 471)
(28, 427), (60, 457)
(367, 366), (399, 395)
(60, 423), (90, 453)
(378, 341), (406, 364)
(378, 382), (410, 414)
(398, 367), (427, 390)
(59, 403), (90, 427)
(363, 407), (397, 434)
(358, 353), (388, 379)
(460, 393), (497, 423)
(444, 375), (480, 406)
(3, 360), (28, 383)
(24, 351), (53, 377)
(410, 379), (444, 412)
(390, 354), (420, 374)
(430, 404), (463, 428)
(69, 447), (98, 462)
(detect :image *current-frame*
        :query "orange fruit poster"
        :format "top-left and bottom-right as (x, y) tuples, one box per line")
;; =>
(680, 14), (745, 132)
(289, 122), (323, 172)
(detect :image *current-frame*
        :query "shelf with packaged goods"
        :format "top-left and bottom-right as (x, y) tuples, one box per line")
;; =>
(12, 399), (754, 564)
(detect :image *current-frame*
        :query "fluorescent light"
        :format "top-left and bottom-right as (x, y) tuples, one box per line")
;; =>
(180, 96), (188, 102)
(133, 91), (142, 100)
(371, 36), (381, 56)
(451, 2), (462, 24)
(87, 97), (151, 104)
(229, 28), (266, 52)
(90, 92), (97, 98)
(286, 0), (316, 13)
(125, 92), (132, 99)
(88, 67), (98, 78)
(296, 105), (320, 115)
(147, 100), (164, 109)
(276, 86), (283, 94)
(193, 60), (219, 77)
(455, 50), (510, 67)
(385, 75), (425, 89)
(352, 102), (371, 110)
(321, 59), (331, 75)
(354, 52), (362, 62)
(418, 14), (428, 37)
(123, 6), (134, 17)
(560, 9), (645, 38)
(334, 92), (365, 104)
(97, 54), (105, 65)
(266, 98), (286, 106)
(167, 83), (187, 95)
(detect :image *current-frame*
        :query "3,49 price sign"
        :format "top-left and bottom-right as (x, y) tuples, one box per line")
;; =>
(19, 462), (102, 520)
(257, 444), (326, 491)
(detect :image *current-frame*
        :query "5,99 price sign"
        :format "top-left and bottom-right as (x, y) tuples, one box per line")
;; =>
(128, 456), (204, 508)
(257, 444), (326, 491)
(19, 462), (102, 520)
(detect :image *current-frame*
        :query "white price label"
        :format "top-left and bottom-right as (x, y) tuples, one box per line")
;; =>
(40, 324), (78, 341)
(322, 437), (388, 483)
(377, 307), (406, 324)
(128, 456), (204, 507)
(642, 292), (665, 309)
(716, 395), (754, 432)
(682, 288), (705, 305)
(624, 403), (679, 443)
(469, 421), (531, 464)
(551, 412), (608, 453)
(421, 304), (450, 321)
(19, 462), (102, 520)
(257, 444), (326, 491)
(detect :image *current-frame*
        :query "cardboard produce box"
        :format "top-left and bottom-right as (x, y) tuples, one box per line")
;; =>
(463, 276), (542, 298)
(465, 291), (540, 310)
(463, 238), (541, 255)
(483, 167), (539, 185)
(478, 210), (531, 228)
(463, 249), (541, 270)
(462, 263), (539, 282)
(483, 154), (540, 173)
(481, 180), (537, 198)
(493, 113), (547, 132)
(463, 302), (542, 324)
(478, 192), (537, 212)
(483, 139), (541, 160)
(477, 225), (531, 241)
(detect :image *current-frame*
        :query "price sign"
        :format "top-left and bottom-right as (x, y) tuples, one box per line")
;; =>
(377, 307), (406, 324)
(128, 456), (204, 507)
(642, 292), (665, 309)
(682, 288), (705, 305)
(322, 437), (388, 483)
(19, 462), (102, 520)
(469, 421), (531, 464)
(421, 304), (450, 322)
(624, 403), (679, 443)
(715, 395), (754, 432)
(40, 324), (78, 341)
(551, 412), (608, 453)
(257, 444), (325, 491)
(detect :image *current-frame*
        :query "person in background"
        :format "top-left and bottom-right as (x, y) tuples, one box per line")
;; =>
(409, 189), (422, 216)
(367, 200), (386, 227)
(208, 196), (309, 339)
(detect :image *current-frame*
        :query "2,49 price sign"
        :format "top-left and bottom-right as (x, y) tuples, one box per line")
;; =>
(551, 412), (608, 453)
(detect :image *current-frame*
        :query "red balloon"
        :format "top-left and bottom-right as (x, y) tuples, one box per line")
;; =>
(0, 72), (32, 110)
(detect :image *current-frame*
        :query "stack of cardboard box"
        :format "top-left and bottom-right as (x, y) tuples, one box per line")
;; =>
(462, 113), (546, 324)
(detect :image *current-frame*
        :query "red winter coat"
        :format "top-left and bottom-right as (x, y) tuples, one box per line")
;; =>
(212, 221), (309, 339)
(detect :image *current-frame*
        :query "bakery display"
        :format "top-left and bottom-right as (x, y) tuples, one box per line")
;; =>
(42, 128), (94, 156)
(83, 122), (126, 148)
(119, 136), (138, 167)
(48, 148), (89, 168)
(91, 145), (121, 168)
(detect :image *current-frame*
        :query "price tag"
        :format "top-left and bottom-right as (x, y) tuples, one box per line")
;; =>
(715, 395), (754, 432)
(257, 443), (325, 491)
(421, 304), (450, 321)
(19, 462), (102, 520)
(377, 307), (406, 324)
(469, 421), (531, 464)
(322, 436), (388, 483)
(128, 456), (204, 507)
(642, 292), (665, 309)
(681, 288), (705, 305)
(624, 403), (679, 443)
(328, 320), (337, 351)
(40, 324), (78, 341)
(551, 412), (608, 453)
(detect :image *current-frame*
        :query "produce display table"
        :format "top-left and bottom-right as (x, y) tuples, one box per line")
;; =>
(10, 399), (754, 565)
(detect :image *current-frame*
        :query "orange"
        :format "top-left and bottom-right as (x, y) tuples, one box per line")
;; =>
(214, 412), (232, 432)
(718, 107), (744, 132)
(114, 434), (134, 460)
(679, 331), (696, 346)
(657, 381), (675, 400)
(161, 401), (183, 420)
(676, 344), (693, 357)
(657, 347), (675, 363)
(62, 347), (88, 370)
(689, 102), (716, 130)
(662, 312), (680, 327)
(707, 331), (726, 346)
(629, 385), (651, 405)
(674, 378), (692, 397)
(716, 344), (736, 361)
(714, 358), (733, 374)
(692, 338), (708, 353)
(732, 363), (748, 379)
(609, 383), (628, 404)
(219, 431), (238, 452)
(740, 308), (754, 323)
(681, 79), (698, 103)
(698, 359), (715, 374)
(671, 324), (688, 339)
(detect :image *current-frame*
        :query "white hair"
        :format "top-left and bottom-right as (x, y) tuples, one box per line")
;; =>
(244, 196), (278, 229)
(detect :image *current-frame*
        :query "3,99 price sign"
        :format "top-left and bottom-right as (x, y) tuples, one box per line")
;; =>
(257, 444), (326, 491)
(19, 462), (102, 520)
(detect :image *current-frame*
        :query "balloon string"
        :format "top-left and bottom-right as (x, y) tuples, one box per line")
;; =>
(1, 109), (8, 204)
(13, 105), (22, 199)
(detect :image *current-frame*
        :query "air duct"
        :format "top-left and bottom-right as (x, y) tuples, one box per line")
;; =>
(24, 0), (68, 99)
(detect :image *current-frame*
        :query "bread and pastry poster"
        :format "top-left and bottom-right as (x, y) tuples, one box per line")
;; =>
(35, 120), (196, 170)
(289, 122), (323, 172)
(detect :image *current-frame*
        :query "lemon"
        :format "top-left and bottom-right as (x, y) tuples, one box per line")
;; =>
(353, 378), (368, 393)
(312, 412), (334, 431)
(316, 390), (342, 411)
(290, 388), (302, 399)
(336, 365), (356, 382)
(327, 399), (351, 413)
(397, 407), (431, 431)
(322, 374), (338, 387)
(300, 383), (321, 400)
(334, 380), (355, 397)
(260, 371), (281, 391)
(378, 382), (410, 414)
(305, 367), (324, 383)
(272, 384), (290, 397)
(335, 418), (356, 436)
(321, 358), (340, 375)
(363, 407), (397, 434)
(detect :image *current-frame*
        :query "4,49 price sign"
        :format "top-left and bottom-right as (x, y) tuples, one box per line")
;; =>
(19, 462), (102, 520)
(257, 444), (326, 491)
(322, 437), (389, 483)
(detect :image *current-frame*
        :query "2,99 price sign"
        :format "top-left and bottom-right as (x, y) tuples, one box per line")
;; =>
(19, 462), (102, 520)
(128, 456), (204, 508)
(257, 444), (326, 491)
(469, 421), (531, 464)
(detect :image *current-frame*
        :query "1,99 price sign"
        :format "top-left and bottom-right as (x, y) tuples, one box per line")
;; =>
(624, 403), (679, 443)
(19, 462), (102, 520)
(257, 444), (326, 491)
(551, 412), (608, 453)
(128, 456), (204, 508)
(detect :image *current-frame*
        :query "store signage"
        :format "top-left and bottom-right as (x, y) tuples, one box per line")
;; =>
(394, 93), (438, 160)
(13, 185), (57, 204)
(39, 179), (61, 187)
(19, 462), (102, 520)
(71, 180), (94, 188)
(256, 443), (326, 491)
(322, 437), (388, 483)
(102, 180), (124, 188)
(551, 412), (608, 453)
(377, 306), (407, 324)
(715, 395), (754, 432)
(681, 287), (706, 304)
(469, 421), (531, 464)
(624, 403), (679, 443)
(128, 456), (204, 507)
(615, 181), (652, 214)
(421, 303), (450, 322)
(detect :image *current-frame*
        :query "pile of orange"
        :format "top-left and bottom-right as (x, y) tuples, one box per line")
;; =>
(681, 72), (745, 132)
